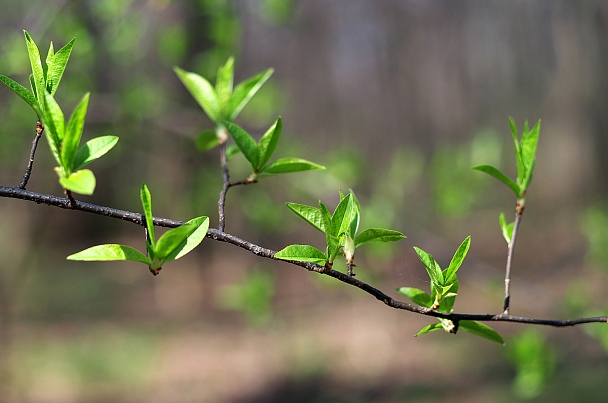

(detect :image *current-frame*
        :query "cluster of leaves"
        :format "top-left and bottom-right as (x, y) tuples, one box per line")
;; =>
(398, 237), (505, 344)
(175, 57), (322, 179)
(68, 184), (209, 275)
(275, 191), (405, 273)
(0, 31), (117, 195)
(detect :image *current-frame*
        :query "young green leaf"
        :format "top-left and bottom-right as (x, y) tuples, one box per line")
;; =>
(459, 320), (505, 345)
(59, 169), (96, 195)
(275, 244), (327, 265)
(45, 37), (75, 95)
(72, 135), (119, 171)
(437, 280), (458, 313)
(155, 216), (209, 262)
(216, 57), (234, 113)
(414, 323), (443, 337)
(285, 202), (325, 232)
(42, 90), (65, 146)
(331, 192), (355, 238)
(257, 117), (282, 168)
(260, 158), (325, 175)
(397, 287), (432, 307)
(414, 247), (443, 285)
(472, 164), (520, 197)
(520, 120), (541, 190)
(444, 236), (471, 282)
(24, 31), (45, 105)
(195, 130), (220, 151)
(140, 184), (156, 248)
(499, 212), (514, 243)
(174, 66), (221, 123)
(61, 93), (90, 172)
(67, 244), (152, 265)
(0, 75), (41, 117)
(354, 228), (406, 247)
(227, 68), (274, 120)
(224, 121), (260, 169)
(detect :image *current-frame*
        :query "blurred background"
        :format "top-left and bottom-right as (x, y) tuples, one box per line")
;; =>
(1, 0), (608, 401)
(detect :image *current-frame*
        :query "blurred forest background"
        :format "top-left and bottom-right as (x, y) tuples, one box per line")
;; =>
(1, 1), (608, 402)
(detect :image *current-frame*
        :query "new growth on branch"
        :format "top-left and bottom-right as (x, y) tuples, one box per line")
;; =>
(1, 31), (606, 346)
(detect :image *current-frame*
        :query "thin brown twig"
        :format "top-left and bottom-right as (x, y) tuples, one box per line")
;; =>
(18, 121), (44, 190)
(503, 202), (524, 314)
(1, 184), (606, 328)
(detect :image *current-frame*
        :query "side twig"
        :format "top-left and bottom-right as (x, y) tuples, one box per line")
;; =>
(18, 121), (44, 190)
(503, 202), (524, 314)
(1, 185), (606, 327)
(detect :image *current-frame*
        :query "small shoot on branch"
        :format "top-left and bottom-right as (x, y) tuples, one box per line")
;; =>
(41, 91), (118, 195)
(276, 191), (405, 275)
(174, 57), (274, 150)
(397, 236), (505, 345)
(68, 184), (209, 275)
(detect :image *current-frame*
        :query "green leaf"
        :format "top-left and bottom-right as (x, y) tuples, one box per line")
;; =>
(459, 320), (505, 345)
(414, 323), (443, 337)
(355, 228), (405, 247)
(397, 287), (432, 307)
(444, 236), (471, 283)
(140, 184), (156, 248)
(61, 93), (90, 172)
(226, 144), (241, 160)
(260, 158), (325, 175)
(155, 216), (209, 262)
(224, 121), (260, 169)
(331, 193), (355, 238)
(275, 244), (327, 265)
(45, 37), (75, 95)
(520, 120), (541, 190)
(286, 202), (325, 232)
(0, 75), (41, 117)
(24, 31), (45, 105)
(42, 90), (65, 146)
(216, 56), (234, 115)
(413, 247), (443, 285)
(59, 169), (96, 195)
(257, 117), (282, 169)
(67, 244), (151, 265)
(472, 164), (520, 197)
(174, 66), (221, 123)
(437, 280), (458, 313)
(72, 135), (119, 171)
(227, 68), (274, 120)
(499, 212), (514, 243)
(195, 130), (220, 152)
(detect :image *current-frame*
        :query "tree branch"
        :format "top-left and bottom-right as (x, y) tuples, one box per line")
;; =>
(503, 202), (524, 314)
(1, 184), (606, 328)
(17, 121), (44, 190)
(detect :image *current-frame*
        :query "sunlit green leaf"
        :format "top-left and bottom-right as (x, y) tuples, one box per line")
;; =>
(257, 117), (282, 168)
(59, 169), (96, 195)
(355, 228), (405, 247)
(67, 244), (151, 265)
(174, 66), (221, 123)
(437, 280), (458, 313)
(0, 74), (41, 117)
(261, 157), (325, 175)
(140, 184), (156, 248)
(224, 121), (260, 169)
(472, 164), (520, 197)
(42, 90), (64, 146)
(24, 31), (45, 104)
(45, 37), (75, 95)
(414, 247), (443, 285)
(61, 93), (90, 172)
(459, 320), (505, 345)
(397, 287), (432, 307)
(275, 244), (327, 265)
(227, 68), (274, 120)
(444, 236), (471, 282)
(331, 193), (356, 238)
(286, 202), (325, 232)
(499, 212), (514, 243)
(72, 135), (119, 171)
(156, 216), (209, 262)
(216, 56), (234, 115)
